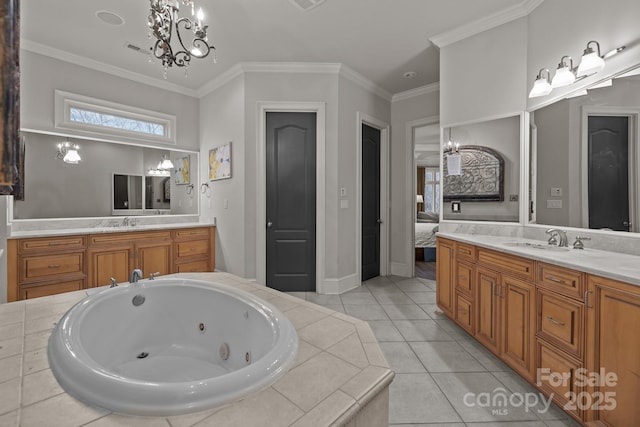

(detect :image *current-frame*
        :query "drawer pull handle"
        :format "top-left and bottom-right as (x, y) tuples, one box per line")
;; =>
(48, 264), (62, 268)
(546, 316), (565, 326)
(457, 308), (467, 313)
(546, 275), (565, 284)
(550, 373), (563, 382)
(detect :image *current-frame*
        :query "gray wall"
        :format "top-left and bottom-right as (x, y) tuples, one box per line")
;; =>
(21, 51), (200, 151)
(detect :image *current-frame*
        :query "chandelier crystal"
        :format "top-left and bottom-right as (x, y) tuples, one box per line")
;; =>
(148, 0), (215, 77)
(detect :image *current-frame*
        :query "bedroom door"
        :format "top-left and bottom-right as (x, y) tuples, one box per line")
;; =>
(362, 124), (381, 281)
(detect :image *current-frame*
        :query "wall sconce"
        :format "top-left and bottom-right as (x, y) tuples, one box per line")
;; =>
(529, 68), (552, 98)
(416, 194), (424, 204)
(157, 155), (174, 170)
(577, 40), (606, 77)
(56, 140), (82, 164)
(443, 128), (459, 153)
(529, 40), (626, 99)
(551, 56), (576, 88)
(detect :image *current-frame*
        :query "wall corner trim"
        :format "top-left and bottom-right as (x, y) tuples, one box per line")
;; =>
(322, 274), (361, 295)
(429, 0), (544, 48)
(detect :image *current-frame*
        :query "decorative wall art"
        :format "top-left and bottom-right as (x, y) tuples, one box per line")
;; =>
(209, 142), (231, 181)
(174, 155), (190, 185)
(443, 145), (505, 201)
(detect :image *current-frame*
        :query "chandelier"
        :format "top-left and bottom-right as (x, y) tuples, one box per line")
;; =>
(148, 0), (215, 77)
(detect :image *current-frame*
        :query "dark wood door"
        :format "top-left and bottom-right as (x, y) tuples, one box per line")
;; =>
(266, 112), (316, 292)
(588, 116), (630, 231)
(362, 124), (381, 282)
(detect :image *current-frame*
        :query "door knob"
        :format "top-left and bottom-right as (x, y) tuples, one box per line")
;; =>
(376, 219), (383, 224)
(267, 221), (273, 228)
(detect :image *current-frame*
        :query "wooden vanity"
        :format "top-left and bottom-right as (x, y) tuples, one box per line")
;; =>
(7, 226), (215, 302)
(436, 236), (640, 426)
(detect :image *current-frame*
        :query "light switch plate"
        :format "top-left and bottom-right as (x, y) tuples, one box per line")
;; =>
(451, 201), (461, 213)
(550, 187), (562, 197)
(547, 199), (562, 209)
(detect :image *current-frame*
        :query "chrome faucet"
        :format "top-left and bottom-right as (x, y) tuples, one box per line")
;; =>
(546, 228), (568, 247)
(129, 269), (143, 283)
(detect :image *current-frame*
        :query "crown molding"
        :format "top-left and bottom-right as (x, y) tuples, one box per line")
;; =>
(197, 61), (392, 101)
(430, 0), (544, 48)
(391, 82), (440, 103)
(21, 39), (200, 98)
(338, 64), (392, 101)
(196, 63), (245, 97)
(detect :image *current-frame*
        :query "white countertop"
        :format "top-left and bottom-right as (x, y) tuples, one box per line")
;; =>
(8, 222), (212, 239)
(438, 232), (640, 287)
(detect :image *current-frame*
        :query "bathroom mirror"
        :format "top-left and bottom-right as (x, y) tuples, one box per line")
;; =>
(113, 174), (143, 213)
(442, 115), (521, 222)
(529, 64), (640, 232)
(12, 131), (199, 219)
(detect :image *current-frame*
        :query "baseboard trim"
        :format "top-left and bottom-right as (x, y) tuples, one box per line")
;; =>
(390, 262), (412, 278)
(322, 273), (360, 294)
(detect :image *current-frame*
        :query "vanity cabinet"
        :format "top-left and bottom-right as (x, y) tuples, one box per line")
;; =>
(7, 226), (215, 301)
(436, 238), (536, 380)
(87, 230), (173, 287)
(436, 236), (640, 425)
(584, 275), (640, 426)
(436, 238), (455, 317)
(7, 236), (87, 301)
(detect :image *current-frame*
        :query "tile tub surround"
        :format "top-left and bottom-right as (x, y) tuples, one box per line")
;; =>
(437, 231), (640, 287)
(0, 272), (393, 427)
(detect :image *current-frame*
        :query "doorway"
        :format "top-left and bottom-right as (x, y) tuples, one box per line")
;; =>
(362, 124), (381, 281)
(265, 112), (317, 291)
(587, 115), (630, 231)
(256, 102), (326, 293)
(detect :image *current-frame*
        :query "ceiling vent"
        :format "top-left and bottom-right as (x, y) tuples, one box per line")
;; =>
(288, 0), (327, 12)
(125, 42), (151, 57)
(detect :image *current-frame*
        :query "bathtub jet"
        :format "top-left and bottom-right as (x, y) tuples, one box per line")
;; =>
(48, 278), (298, 416)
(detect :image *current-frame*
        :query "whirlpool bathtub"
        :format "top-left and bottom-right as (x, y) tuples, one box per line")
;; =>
(47, 278), (299, 416)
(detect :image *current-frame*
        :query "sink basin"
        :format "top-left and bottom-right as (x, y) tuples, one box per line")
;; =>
(503, 242), (570, 252)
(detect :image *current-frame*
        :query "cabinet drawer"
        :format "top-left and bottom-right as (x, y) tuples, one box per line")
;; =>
(175, 259), (211, 273)
(536, 340), (582, 418)
(537, 263), (585, 300)
(477, 248), (534, 280)
(19, 236), (85, 253)
(20, 279), (84, 300)
(537, 289), (584, 359)
(90, 231), (171, 245)
(454, 293), (474, 335)
(21, 253), (84, 282)
(174, 228), (210, 240)
(455, 261), (475, 297)
(455, 242), (476, 262)
(176, 240), (209, 258)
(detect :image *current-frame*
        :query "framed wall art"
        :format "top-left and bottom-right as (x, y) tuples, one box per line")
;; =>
(174, 155), (190, 185)
(209, 142), (231, 181)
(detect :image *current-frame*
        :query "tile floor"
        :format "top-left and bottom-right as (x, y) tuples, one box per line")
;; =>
(289, 275), (582, 427)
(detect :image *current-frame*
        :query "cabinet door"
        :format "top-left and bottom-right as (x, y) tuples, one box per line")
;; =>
(502, 275), (535, 381)
(88, 246), (133, 287)
(436, 238), (455, 316)
(455, 260), (475, 297)
(454, 293), (474, 334)
(476, 266), (501, 354)
(587, 277), (640, 426)
(136, 241), (172, 277)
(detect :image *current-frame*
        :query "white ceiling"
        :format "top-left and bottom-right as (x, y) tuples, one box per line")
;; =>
(22, 0), (525, 96)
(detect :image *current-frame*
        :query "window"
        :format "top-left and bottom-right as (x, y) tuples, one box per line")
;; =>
(55, 90), (176, 144)
(424, 167), (440, 213)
